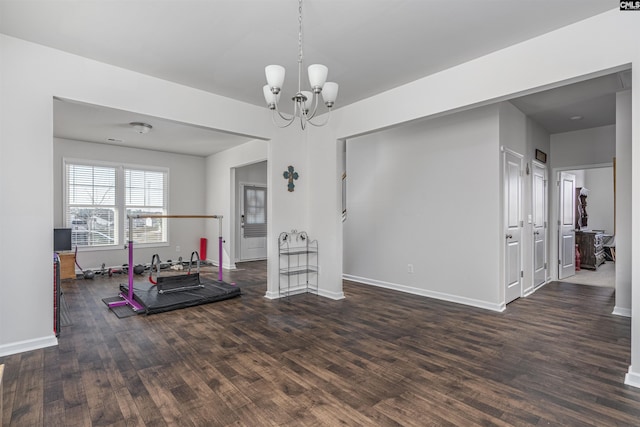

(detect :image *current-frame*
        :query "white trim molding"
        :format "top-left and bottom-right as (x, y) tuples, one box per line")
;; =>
(343, 274), (505, 312)
(264, 287), (344, 301)
(612, 306), (632, 317)
(318, 288), (345, 300)
(0, 335), (58, 357)
(625, 367), (640, 389)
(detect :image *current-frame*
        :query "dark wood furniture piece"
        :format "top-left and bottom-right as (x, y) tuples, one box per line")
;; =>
(575, 230), (605, 270)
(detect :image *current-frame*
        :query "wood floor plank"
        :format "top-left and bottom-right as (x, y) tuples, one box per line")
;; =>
(3, 262), (640, 425)
(9, 351), (45, 426)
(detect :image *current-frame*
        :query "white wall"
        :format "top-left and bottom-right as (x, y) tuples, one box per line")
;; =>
(54, 138), (207, 271)
(615, 90), (632, 317)
(235, 161), (267, 186)
(204, 139), (268, 270)
(584, 167), (615, 234)
(344, 105), (502, 310)
(551, 125), (616, 169)
(570, 169), (588, 187)
(563, 167), (614, 234)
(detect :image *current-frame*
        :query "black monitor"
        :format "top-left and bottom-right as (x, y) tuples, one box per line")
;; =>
(53, 228), (72, 252)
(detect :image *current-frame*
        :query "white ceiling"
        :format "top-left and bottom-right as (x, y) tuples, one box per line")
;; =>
(53, 99), (256, 157)
(510, 70), (632, 134)
(0, 0), (626, 156)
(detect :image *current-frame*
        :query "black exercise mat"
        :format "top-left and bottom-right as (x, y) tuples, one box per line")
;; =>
(102, 296), (140, 318)
(118, 277), (241, 315)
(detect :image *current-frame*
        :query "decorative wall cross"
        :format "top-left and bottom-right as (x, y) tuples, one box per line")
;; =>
(283, 165), (299, 192)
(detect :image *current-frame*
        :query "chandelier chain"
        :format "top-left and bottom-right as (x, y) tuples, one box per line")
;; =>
(297, 0), (304, 94)
(298, 0), (303, 65)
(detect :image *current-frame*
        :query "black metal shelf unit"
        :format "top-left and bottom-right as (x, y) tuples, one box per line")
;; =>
(278, 230), (318, 298)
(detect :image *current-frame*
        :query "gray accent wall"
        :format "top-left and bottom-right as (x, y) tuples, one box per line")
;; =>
(344, 104), (503, 310)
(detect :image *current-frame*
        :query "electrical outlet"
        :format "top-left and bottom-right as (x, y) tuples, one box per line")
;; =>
(407, 264), (414, 273)
(176, 246), (180, 252)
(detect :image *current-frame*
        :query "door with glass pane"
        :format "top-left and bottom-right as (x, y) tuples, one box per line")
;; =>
(240, 184), (267, 260)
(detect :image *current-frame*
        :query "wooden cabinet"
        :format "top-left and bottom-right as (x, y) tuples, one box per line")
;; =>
(576, 231), (605, 270)
(58, 252), (77, 280)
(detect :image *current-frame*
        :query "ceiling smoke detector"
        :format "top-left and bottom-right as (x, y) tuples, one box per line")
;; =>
(130, 122), (153, 134)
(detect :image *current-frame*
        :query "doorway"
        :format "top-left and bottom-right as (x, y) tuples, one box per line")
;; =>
(234, 161), (268, 262)
(557, 165), (615, 287)
(532, 161), (548, 288)
(503, 148), (523, 304)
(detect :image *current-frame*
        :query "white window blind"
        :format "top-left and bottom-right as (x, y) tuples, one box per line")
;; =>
(125, 169), (167, 244)
(64, 161), (168, 248)
(65, 164), (117, 247)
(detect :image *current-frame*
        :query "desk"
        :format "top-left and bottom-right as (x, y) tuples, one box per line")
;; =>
(58, 252), (76, 280)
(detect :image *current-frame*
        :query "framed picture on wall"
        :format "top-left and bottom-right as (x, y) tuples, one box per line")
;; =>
(535, 149), (547, 163)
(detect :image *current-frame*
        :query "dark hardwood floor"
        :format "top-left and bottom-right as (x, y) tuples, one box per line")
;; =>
(2, 261), (640, 426)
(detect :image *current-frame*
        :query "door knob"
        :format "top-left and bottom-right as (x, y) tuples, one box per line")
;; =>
(506, 234), (513, 239)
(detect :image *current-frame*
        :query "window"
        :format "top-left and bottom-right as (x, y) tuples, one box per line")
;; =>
(66, 164), (117, 247)
(125, 169), (167, 244)
(243, 185), (267, 238)
(64, 160), (167, 248)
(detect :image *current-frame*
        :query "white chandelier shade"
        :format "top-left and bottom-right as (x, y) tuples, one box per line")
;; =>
(308, 64), (328, 90)
(265, 65), (285, 93)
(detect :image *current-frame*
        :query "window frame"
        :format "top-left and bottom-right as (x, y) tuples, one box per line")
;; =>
(63, 158), (169, 251)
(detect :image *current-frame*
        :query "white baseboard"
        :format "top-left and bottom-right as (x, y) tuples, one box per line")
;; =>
(343, 274), (505, 312)
(207, 259), (236, 270)
(0, 335), (58, 357)
(264, 286), (344, 301)
(318, 288), (345, 300)
(264, 290), (280, 300)
(612, 306), (632, 317)
(625, 366), (640, 389)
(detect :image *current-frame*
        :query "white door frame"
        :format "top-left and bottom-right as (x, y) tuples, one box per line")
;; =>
(532, 160), (548, 289)
(550, 163), (615, 280)
(502, 147), (524, 305)
(557, 170), (576, 280)
(238, 181), (268, 261)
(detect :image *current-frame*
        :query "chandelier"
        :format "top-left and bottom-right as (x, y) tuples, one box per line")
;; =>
(262, 0), (338, 130)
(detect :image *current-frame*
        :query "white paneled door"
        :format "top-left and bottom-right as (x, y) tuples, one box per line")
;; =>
(504, 150), (523, 305)
(532, 162), (548, 287)
(558, 172), (576, 280)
